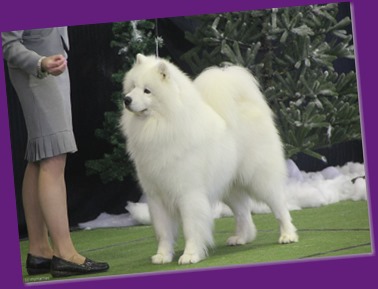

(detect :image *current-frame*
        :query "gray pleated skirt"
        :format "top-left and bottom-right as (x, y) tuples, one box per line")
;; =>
(9, 67), (77, 162)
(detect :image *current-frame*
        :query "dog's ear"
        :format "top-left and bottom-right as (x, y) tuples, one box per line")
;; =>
(136, 54), (146, 64)
(157, 62), (169, 80)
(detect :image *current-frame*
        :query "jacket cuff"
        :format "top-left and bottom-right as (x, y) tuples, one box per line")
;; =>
(36, 56), (49, 79)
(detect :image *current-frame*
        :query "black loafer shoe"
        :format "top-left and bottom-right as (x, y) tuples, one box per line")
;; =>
(51, 256), (109, 277)
(26, 254), (52, 275)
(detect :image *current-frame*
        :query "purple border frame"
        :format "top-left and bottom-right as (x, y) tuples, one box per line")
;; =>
(0, 1), (376, 288)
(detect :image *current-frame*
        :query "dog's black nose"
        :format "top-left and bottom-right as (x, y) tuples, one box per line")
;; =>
(124, 96), (132, 107)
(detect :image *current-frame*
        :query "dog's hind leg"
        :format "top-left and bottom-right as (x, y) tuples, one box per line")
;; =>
(249, 177), (298, 244)
(223, 188), (257, 245)
(147, 196), (178, 264)
(267, 194), (299, 244)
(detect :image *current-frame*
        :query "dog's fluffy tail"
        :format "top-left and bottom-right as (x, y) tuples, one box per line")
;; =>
(194, 66), (273, 128)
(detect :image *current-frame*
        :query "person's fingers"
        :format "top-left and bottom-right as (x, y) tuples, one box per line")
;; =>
(52, 55), (66, 65)
(42, 55), (67, 75)
(49, 63), (67, 76)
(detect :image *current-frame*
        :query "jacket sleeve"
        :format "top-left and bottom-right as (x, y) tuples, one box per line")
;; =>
(2, 31), (42, 77)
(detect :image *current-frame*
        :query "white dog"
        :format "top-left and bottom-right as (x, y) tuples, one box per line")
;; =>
(120, 54), (298, 265)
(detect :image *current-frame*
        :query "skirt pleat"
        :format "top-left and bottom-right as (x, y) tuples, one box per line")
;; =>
(25, 130), (77, 162)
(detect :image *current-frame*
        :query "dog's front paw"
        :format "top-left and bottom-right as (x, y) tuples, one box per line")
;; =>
(227, 235), (248, 246)
(178, 253), (203, 265)
(151, 253), (173, 264)
(278, 232), (299, 244)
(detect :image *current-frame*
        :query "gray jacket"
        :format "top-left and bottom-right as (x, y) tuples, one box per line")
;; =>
(2, 27), (69, 77)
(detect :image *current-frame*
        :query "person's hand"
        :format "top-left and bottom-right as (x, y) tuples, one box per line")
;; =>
(41, 54), (67, 76)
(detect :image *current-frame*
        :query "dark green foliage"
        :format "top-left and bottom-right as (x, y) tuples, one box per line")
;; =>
(182, 4), (360, 161)
(87, 4), (360, 183)
(85, 20), (161, 183)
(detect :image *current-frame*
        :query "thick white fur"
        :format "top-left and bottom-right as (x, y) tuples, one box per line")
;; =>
(120, 54), (298, 265)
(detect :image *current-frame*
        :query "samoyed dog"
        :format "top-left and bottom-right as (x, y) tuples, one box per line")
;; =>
(120, 54), (298, 265)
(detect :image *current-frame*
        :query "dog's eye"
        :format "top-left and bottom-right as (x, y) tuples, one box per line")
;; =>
(144, 88), (151, 94)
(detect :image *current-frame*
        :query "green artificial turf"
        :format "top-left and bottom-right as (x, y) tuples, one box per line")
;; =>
(20, 200), (372, 283)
